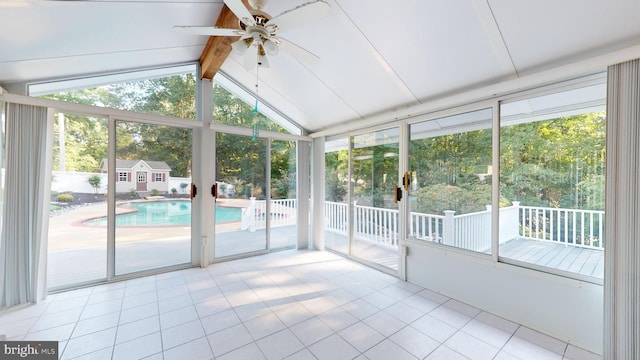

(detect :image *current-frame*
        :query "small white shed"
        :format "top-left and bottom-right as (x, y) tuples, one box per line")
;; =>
(99, 159), (172, 194)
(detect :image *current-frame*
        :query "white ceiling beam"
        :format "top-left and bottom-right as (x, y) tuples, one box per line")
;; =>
(472, 0), (518, 77)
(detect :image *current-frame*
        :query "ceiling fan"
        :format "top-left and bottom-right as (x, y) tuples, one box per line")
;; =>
(174, 0), (330, 70)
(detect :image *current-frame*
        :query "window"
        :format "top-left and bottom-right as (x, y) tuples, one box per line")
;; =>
(119, 172), (128, 182)
(154, 173), (162, 182)
(137, 172), (146, 183)
(212, 75), (301, 135)
(499, 79), (606, 280)
(324, 136), (350, 255)
(33, 66), (197, 120)
(409, 108), (493, 254)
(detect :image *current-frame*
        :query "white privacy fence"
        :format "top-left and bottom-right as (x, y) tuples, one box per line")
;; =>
(324, 201), (604, 252)
(51, 171), (192, 194)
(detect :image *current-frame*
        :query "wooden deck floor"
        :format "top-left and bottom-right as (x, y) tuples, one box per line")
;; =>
(500, 238), (604, 279)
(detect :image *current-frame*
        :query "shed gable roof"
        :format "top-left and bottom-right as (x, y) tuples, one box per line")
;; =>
(100, 159), (172, 171)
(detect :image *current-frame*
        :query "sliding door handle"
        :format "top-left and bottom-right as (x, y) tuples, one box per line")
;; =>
(190, 183), (197, 199)
(402, 171), (411, 191)
(394, 185), (403, 203)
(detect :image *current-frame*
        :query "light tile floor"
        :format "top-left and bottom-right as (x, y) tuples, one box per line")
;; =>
(0, 250), (601, 360)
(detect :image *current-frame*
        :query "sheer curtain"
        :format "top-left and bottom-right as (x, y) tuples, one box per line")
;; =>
(0, 103), (53, 307)
(604, 58), (640, 359)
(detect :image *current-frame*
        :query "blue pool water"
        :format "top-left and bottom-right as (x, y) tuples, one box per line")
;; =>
(83, 201), (241, 226)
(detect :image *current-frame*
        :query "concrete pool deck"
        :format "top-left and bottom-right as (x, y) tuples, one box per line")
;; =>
(46, 199), (298, 289)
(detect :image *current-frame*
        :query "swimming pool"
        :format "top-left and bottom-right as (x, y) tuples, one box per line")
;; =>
(82, 200), (242, 226)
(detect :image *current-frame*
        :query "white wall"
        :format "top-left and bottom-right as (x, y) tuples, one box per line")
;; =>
(405, 239), (603, 354)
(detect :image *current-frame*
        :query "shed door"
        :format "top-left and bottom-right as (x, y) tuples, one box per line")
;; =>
(136, 171), (147, 191)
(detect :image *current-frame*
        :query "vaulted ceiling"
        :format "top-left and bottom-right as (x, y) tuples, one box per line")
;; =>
(2, 0), (640, 134)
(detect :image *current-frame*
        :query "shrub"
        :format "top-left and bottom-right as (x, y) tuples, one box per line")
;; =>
(251, 186), (263, 198)
(88, 175), (101, 194)
(151, 189), (159, 196)
(171, 188), (177, 195)
(57, 193), (74, 203)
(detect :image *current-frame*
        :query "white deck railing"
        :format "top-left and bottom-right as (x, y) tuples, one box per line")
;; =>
(243, 198), (298, 230)
(518, 204), (604, 249)
(324, 201), (605, 252)
(354, 205), (399, 248)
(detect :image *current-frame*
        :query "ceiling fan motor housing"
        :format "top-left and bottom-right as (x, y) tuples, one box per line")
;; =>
(175, 0), (328, 69)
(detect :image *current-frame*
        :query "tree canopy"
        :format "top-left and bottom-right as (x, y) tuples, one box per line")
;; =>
(326, 112), (606, 215)
(44, 73), (296, 192)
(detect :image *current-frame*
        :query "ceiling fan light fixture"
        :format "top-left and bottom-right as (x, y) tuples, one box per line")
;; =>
(231, 38), (250, 55)
(257, 47), (269, 68)
(262, 38), (279, 56)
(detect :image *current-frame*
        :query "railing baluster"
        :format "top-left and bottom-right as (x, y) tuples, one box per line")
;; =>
(536, 208), (540, 239)
(556, 209), (561, 243)
(599, 212), (604, 248)
(544, 209), (549, 242)
(589, 212), (594, 247)
(580, 211), (585, 246)
(572, 211), (577, 245)
(563, 210), (568, 245)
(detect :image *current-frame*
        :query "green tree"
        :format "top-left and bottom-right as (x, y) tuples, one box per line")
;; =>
(500, 113), (605, 209)
(88, 175), (102, 194)
(410, 128), (492, 214)
(325, 149), (349, 202)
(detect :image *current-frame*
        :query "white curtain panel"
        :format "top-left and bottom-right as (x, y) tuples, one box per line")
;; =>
(604, 58), (640, 359)
(0, 103), (53, 307)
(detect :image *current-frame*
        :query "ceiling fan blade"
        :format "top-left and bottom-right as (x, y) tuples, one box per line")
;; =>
(276, 37), (321, 64)
(223, 0), (256, 27)
(266, 0), (330, 33)
(173, 26), (244, 37)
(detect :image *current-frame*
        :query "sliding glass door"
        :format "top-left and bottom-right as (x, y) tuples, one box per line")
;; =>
(324, 137), (350, 255)
(324, 129), (401, 273)
(351, 128), (400, 271)
(270, 140), (297, 250)
(114, 121), (192, 275)
(214, 133), (267, 258)
(47, 113), (109, 289)
(46, 114), (194, 289)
